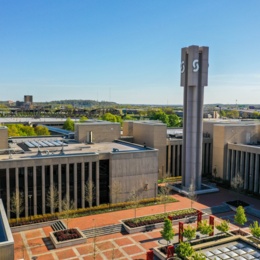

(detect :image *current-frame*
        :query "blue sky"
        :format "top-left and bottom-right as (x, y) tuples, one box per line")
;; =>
(0, 1), (260, 105)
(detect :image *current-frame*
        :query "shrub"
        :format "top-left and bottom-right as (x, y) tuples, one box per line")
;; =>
(183, 225), (196, 241)
(198, 220), (213, 236)
(250, 221), (260, 239)
(216, 219), (229, 233)
(176, 242), (194, 258)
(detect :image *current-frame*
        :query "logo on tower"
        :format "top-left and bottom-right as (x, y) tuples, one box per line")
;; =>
(181, 61), (185, 73)
(192, 59), (199, 72)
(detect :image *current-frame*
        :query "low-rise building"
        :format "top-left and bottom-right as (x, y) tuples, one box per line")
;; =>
(0, 122), (158, 219)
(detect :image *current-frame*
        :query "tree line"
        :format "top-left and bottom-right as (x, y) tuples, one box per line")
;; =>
(6, 124), (50, 137)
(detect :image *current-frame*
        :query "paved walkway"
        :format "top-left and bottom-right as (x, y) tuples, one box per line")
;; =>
(13, 187), (260, 260)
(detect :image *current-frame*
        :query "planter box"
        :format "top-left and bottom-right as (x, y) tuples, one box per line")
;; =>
(230, 229), (251, 237)
(153, 246), (168, 260)
(122, 214), (208, 234)
(50, 228), (87, 249)
(11, 220), (58, 233)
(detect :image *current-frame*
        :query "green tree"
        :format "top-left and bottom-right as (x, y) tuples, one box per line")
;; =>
(115, 115), (123, 124)
(63, 117), (74, 131)
(123, 114), (134, 120)
(100, 113), (117, 122)
(79, 116), (88, 123)
(249, 221), (260, 239)
(219, 109), (226, 118)
(22, 125), (36, 136)
(7, 124), (20, 136)
(216, 219), (229, 233)
(198, 220), (213, 236)
(168, 114), (181, 127)
(176, 242), (194, 259)
(234, 206), (247, 229)
(252, 111), (260, 119)
(183, 225), (196, 242)
(152, 110), (169, 125)
(226, 110), (239, 119)
(7, 124), (37, 137)
(34, 125), (50, 135)
(160, 218), (175, 245)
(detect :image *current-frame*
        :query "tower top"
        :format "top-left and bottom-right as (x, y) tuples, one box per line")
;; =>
(180, 45), (209, 87)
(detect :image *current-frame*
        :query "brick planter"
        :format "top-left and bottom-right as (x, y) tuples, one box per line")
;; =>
(50, 228), (87, 249)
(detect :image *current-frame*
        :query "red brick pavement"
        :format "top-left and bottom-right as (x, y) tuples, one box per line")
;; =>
(13, 187), (260, 259)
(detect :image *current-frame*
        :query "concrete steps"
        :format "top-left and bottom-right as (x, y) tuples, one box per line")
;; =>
(51, 220), (67, 231)
(82, 223), (126, 238)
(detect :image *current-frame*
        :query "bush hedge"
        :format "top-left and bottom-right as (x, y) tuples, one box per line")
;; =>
(9, 196), (178, 227)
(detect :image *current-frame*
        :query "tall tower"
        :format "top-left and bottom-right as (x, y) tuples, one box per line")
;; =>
(180, 45), (209, 190)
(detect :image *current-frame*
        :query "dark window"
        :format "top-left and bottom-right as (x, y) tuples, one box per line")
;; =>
(69, 164), (74, 203)
(53, 165), (59, 187)
(77, 163), (82, 208)
(92, 162), (97, 206)
(36, 166), (42, 214)
(45, 165), (51, 213)
(61, 164), (67, 199)
(99, 160), (109, 204)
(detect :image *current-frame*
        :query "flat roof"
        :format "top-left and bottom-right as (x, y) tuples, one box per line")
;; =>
(0, 137), (153, 160)
(75, 121), (120, 126)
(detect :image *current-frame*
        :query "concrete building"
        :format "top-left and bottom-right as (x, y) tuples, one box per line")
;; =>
(0, 121), (158, 219)
(24, 95), (33, 104)
(204, 120), (260, 193)
(123, 118), (260, 196)
(123, 121), (167, 178)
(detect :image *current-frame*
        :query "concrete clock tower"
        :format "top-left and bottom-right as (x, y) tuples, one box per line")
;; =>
(180, 45), (209, 190)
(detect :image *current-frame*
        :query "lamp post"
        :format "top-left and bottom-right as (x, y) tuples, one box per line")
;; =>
(28, 194), (32, 220)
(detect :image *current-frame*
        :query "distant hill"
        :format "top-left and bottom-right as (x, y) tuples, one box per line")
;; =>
(44, 100), (118, 107)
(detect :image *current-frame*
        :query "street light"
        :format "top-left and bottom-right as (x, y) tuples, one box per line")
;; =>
(28, 194), (32, 220)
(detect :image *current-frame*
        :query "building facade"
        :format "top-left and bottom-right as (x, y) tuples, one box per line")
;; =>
(0, 122), (158, 219)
